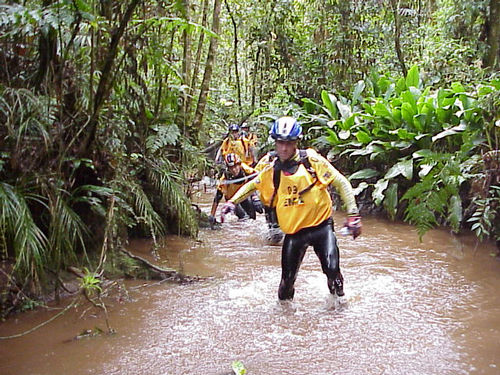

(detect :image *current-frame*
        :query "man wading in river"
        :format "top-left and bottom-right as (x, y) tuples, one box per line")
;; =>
(221, 116), (362, 299)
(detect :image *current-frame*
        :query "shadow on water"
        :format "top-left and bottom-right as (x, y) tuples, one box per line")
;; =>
(1, 187), (499, 375)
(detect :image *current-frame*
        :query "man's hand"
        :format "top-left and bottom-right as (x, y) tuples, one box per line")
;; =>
(251, 194), (264, 214)
(208, 215), (218, 229)
(220, 201), (236, 223)
(344, 215), (362, 239)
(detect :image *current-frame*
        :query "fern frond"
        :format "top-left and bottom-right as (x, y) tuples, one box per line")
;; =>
(2, 87), (53, 148)
(404, 192), (439, 239)
(0, 182), (47, 283)
(47, 192), (90, 270)
(147, 165), (198, 237)
(126, 178), (166, 240)
(401, 175), (434, 201)
(427, 188), (449, 216)
(146, 124), (181, 154)
(403, 153), (466, 238)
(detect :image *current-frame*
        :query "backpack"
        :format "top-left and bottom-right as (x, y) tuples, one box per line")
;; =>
(269, 149), (318, 207)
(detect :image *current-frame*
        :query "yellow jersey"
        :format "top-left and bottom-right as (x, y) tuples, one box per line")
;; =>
(230, 149), (358, 234)
(217, 163), (255, 200)
(220, 136), (253, 166)
(246, 132), (258, 148)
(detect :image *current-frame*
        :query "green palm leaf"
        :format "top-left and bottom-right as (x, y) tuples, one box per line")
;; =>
(47, 193), (90, 270)
(126, 178), (166, 239)
(147, 164), (198, 237)
(0, 182), (47, 282)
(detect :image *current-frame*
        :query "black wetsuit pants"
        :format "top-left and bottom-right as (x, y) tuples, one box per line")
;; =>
(278, 218), (342, 300)
(234, 197), (256, 220)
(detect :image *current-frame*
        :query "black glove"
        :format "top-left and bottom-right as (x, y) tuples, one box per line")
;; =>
(252, 195), (264, 214)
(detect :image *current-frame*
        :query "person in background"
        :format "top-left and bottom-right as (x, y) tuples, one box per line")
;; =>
(215, 124), (254, 167)
(220, 116), (362, 300)
(241, 122), (258, 167)
(209, 153), (262, 227)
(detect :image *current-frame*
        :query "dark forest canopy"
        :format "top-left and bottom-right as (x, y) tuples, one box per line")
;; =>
(0, 0), (498, 312)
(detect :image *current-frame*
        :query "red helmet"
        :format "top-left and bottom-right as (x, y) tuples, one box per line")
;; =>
(225, 153), (241, 167)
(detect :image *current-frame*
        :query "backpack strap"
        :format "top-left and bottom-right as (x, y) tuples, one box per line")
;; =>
(269, 154), (280, 207)
(269, 149), (318, 207)
(299, 149), (315, 177)
(297, 149), (318, 196)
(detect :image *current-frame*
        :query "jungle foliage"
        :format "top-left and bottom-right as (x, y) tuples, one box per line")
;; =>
(0, 0), (498, 314)
(0, 1), (208, 313)
(299, 66), (499, 241)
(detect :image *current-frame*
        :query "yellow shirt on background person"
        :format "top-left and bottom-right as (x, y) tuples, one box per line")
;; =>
(246, 132), (258, 148)
(217, 163), (255, 200)
(220, 136), (253, 166)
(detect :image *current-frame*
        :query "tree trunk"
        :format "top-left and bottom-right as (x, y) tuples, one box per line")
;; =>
(390, 0), (407, 76)
(34, 0), (57, 90)
(78, 0), (141, 156)
(177, 0), (192, 136)
(484, 0), (500, 69)
(192, 0), (222, 145)
(89, 18), (96, 113)
(224, 0), (241, 109)
(154, 27), (177, 118)
(185, 0), (210, 122)
(251, 47), (261, 111)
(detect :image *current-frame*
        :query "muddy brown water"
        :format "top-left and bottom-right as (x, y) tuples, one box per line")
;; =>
(1, 188), (499, 375)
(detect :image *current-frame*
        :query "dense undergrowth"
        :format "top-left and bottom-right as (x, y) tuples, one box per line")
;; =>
(0, 1), (210, 318)
(268, 66), (499, 243)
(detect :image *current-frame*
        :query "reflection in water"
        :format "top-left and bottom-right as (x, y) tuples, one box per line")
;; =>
(0, 188), (499, 375)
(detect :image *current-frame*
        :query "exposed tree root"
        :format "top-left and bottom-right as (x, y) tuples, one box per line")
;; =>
(0, 297), (80, 340)
(119, 248), (206, 283)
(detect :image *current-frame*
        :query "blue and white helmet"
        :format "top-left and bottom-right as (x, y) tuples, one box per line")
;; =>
(270, 116), (302, 141)
(228, 124), (240, 132)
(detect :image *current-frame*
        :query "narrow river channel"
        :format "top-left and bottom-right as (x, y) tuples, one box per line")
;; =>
(1, 187), (499, 375)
